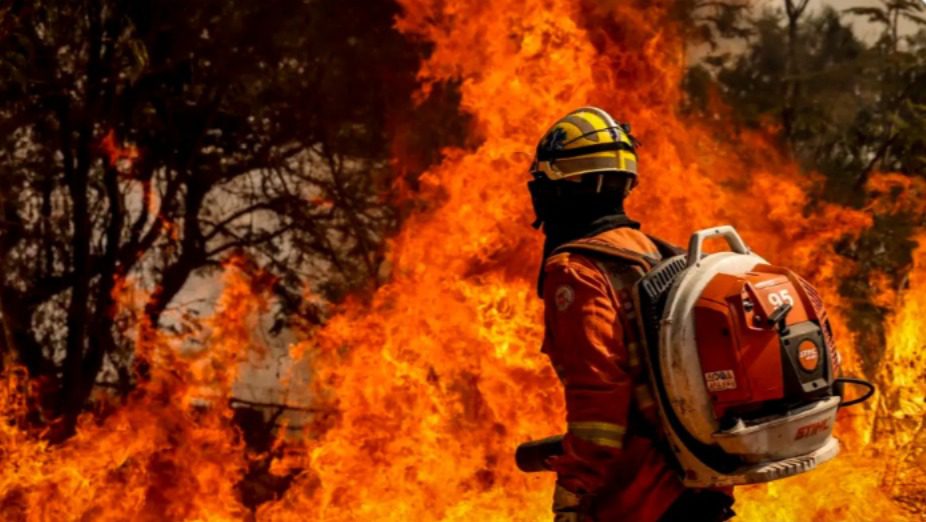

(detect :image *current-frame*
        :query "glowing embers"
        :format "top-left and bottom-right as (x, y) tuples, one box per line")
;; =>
(99, 129), (140, 175)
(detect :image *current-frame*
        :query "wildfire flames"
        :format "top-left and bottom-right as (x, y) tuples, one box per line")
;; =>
(1, 1), (924, 520)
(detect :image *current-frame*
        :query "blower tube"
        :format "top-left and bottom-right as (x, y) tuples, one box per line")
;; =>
(515, 434), (564, 472)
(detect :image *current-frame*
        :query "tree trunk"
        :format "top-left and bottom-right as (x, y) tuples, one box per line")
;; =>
(59, 0), (105, 437)
(782, 0), (810, 143)
(144, 178), (208, 327)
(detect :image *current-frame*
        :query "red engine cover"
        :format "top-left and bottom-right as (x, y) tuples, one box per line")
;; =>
(694, 265), (818, 419)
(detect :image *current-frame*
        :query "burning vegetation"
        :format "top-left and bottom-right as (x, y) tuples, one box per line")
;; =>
(0, 0), (925, 520)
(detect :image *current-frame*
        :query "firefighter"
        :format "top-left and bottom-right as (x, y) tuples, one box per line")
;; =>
(528, 107), (735, 522)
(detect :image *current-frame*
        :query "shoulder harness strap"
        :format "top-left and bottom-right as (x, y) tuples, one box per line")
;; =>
(645, 234), (685, 259)
(551, 237), (661, 271)
(550, 238), (659, 309)
(539, 234), (683, 297)
(547, 234), (684, 297)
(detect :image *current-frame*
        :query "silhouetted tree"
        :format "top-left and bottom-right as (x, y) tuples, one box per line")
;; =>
(0, 0), (463, 436)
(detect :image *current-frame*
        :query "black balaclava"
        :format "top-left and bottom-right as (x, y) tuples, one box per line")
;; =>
(532, 173), (638, 296)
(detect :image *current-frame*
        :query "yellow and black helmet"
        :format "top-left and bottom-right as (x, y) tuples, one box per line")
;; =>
(531, 106), (638, 186)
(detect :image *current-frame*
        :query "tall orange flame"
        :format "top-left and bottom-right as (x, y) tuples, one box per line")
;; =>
(0, 262), (266, 520)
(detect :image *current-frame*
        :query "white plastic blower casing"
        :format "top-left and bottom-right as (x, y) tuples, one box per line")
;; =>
(650, 226), (841, 487)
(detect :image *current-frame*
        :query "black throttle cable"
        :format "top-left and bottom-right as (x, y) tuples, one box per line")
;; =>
(835, 377), (875, 408)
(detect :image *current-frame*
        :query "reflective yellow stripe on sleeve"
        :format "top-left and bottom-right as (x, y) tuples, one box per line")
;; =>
(567, 421), (626, 449)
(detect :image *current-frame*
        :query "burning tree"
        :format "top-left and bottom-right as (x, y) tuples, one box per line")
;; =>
(0, 0), (464, 436)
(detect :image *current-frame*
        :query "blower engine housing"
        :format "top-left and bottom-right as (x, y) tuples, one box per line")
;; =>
(634, 226), (846, 487)
(514, 225), (873, 488)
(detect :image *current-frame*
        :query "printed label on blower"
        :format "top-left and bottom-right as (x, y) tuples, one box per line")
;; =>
(704, 370), (737, 392)
(795, 419), (829, 440)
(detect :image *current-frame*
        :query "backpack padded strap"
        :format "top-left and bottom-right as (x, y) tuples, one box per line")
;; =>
(646, 234), (685, 258)
(551, 237), (660, 270)
(540, 234), (683, 298)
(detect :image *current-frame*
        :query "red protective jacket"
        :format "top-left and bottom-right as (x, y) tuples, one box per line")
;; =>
(541, 227), (685, 522)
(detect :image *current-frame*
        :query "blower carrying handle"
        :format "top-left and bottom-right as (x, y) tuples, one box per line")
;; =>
(687, 225), (751, 268)
(835, 377), (875, 408)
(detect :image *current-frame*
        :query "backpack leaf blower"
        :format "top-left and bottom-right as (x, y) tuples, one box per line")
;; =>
(516, 225), (874, 487)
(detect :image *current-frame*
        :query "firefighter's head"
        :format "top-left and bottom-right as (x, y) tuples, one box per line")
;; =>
(528, 106), (639, 230)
